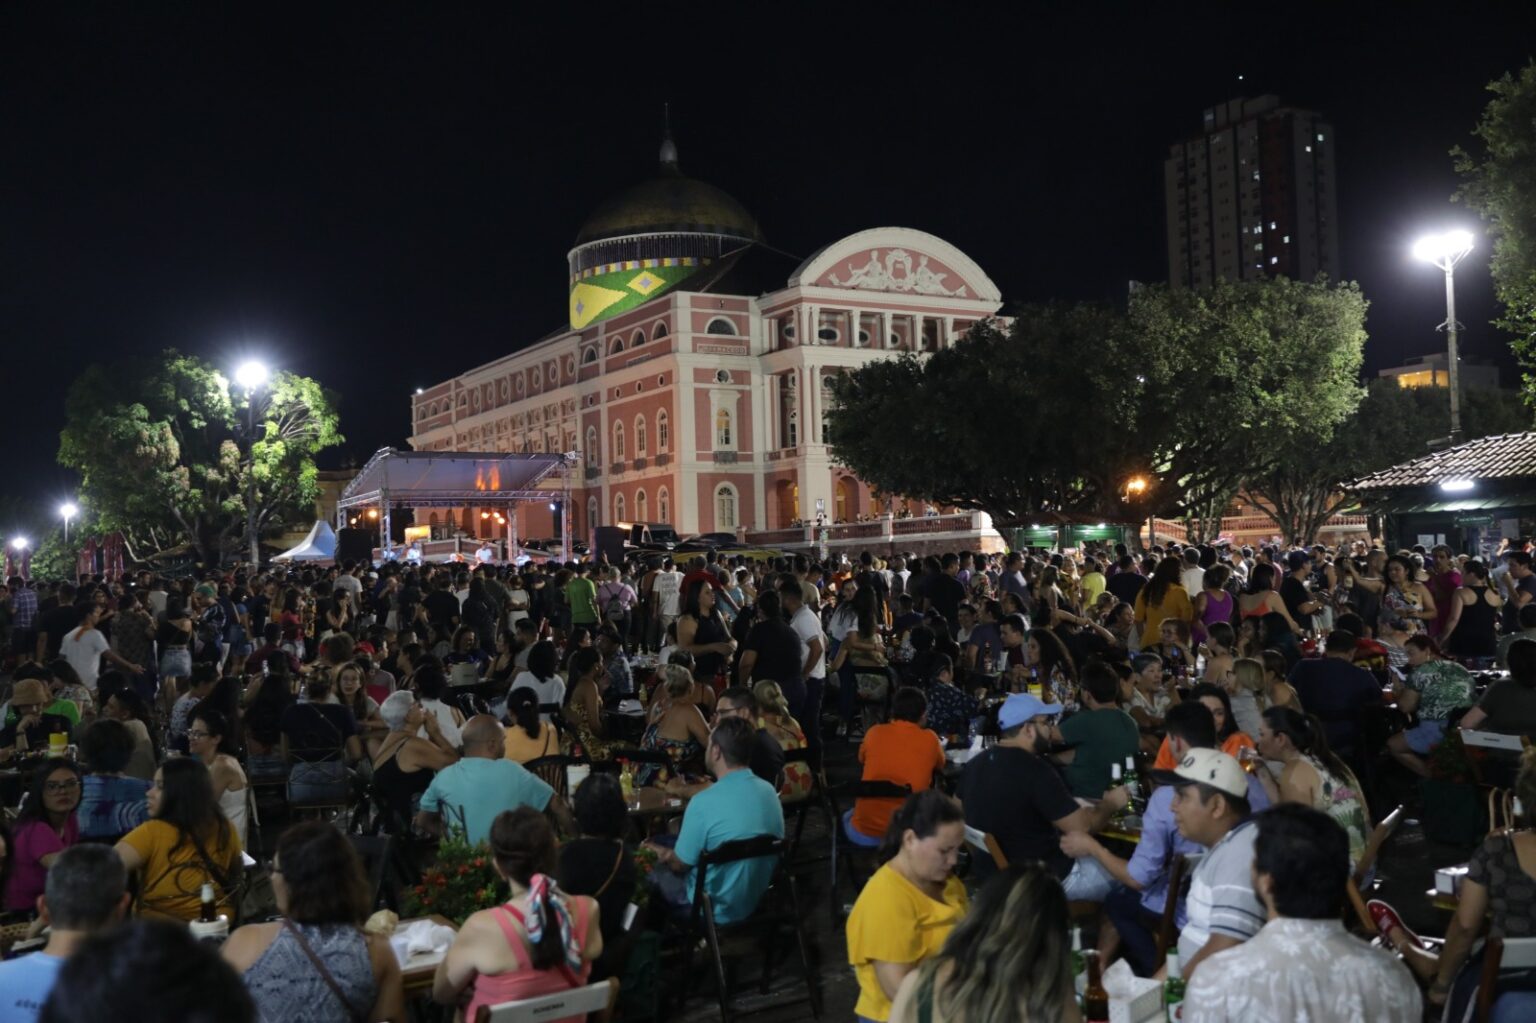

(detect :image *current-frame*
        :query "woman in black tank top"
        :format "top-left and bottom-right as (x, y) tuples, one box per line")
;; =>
(1445, 560), (1501, 660)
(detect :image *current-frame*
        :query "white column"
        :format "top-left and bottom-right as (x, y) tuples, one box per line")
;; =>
(677, 356), (698, 534)
(881, 310), (891, 350)
(944, 315), (955, 349)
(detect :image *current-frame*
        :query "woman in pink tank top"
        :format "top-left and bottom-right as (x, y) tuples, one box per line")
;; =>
(433, 807), (603, 1022)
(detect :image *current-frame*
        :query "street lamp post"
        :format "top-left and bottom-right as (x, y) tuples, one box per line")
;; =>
(234, 360), (270, 567)
(58, 502), (78, 543)
(1412, 230), (1476, 442)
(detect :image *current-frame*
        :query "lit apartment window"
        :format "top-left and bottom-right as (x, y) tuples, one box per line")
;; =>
(1283, 235), (1291, 244)
(1270, 256), (1279, 265)
(1269, 221), (1276, 229)
(1317, 133), (1325, 141)
(1305, 145), (1312, 153)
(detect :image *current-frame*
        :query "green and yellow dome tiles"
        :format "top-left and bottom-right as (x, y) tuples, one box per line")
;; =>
(567, 133), (760, 330)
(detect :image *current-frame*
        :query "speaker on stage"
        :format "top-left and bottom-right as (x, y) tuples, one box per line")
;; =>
(335, 528), (375, 565)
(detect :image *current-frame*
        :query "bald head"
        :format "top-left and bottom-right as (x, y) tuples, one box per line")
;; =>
(462, 715), (504, 757)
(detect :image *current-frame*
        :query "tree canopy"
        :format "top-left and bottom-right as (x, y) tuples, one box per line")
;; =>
(1454, 61), (1536, 402)
(826, 276), (1368, 539)
(58, 349), (343, 565)
(1247, 380), (1531, 544)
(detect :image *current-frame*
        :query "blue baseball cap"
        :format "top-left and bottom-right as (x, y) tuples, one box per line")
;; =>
(997, 693), (1064, 731)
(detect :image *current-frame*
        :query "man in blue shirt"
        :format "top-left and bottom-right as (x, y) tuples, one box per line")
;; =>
(1059, 701), (1269, 976)
(415, 715), (572, 844)
(1288, 629), (1383, 754)
(645, 716), (785, 924)
(0, 844), (129, 1023)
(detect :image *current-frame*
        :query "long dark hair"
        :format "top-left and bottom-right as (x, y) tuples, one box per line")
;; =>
(852, 586), (879, 639)
(878, 788), (965, 864)
(1508, 638), (1536, 690)
(489, 808), (563, 969)
(682, 578), (715, 622)
(526, 640), (558, 683)
(1262, 705), (1359, 793)
(1190, 682), (1239, 741)
(17, 758), (82, 826)
(1143, 557), (1183, 607)
(156, 757), (227, 847)
(1247, 563), (1277, 594)
(508, 687), (541, 740)
(1027, 627), (1077, 683)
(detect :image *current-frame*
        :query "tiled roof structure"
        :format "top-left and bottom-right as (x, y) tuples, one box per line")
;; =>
(1348, 432), (1536, 491)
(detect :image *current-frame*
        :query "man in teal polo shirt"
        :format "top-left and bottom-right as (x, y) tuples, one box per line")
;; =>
(415, 715), (573, 843)
(646, 716), (785, 924)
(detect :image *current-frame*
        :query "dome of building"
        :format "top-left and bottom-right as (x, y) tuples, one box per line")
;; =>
(566, 136), (761, 330)
(574, 168), (761, 247)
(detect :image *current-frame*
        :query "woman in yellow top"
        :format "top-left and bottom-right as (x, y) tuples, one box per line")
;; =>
(889, 863), (1079, 1023)
(502, 687), (562, 763)
(846, 790), (969, 1022)
(115, 757), (243, 922)
(1133, 557), (1194, 645)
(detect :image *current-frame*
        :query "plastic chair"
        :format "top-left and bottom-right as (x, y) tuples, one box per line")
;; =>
(668, 835), (820, 1022)
(1477, 935), (1536, 1022)
(962, 825), (1008, 870)
(475, 977), (619, 1023)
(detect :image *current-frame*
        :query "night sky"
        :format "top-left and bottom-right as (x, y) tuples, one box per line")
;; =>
(3, 5), (1533, 529)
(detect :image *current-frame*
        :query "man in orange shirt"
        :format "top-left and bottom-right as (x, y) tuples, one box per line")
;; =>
(845, 687), (946, 844)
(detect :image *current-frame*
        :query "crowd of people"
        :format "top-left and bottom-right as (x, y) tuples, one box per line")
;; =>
(0, 534), (1533, 1020)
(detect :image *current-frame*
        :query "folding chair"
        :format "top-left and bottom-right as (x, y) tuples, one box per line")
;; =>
(669, 835), (820, 1022)
(1477, 936), (1536, 1022)
(475, 977), (619, 1023)
(962, 825), (1008, 870)
(829, 780), (911, 923)
(347, 833), (396, 911)
(780, 745), (835, 867)
(523, 754), (584, 804)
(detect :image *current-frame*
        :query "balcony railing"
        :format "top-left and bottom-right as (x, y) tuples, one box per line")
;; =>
(712, 451), (738, 464)
(632, 457), (647, 471)
(654, 453), (670, 466)
(609, 462), (625, 475)
(584, 467), (600, 480)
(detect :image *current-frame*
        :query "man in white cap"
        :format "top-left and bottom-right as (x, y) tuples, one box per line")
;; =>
(959, 692), (1127, 898)
(1154, 747), (1263, 982)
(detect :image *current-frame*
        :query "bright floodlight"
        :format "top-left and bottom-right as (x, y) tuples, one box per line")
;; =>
(234, 360), (270, 390)
(1412, 230), (1475, 267)
(9, 537), (27, 550)
(1440, 479), (1475, 493)
(59, 502), (78, 519)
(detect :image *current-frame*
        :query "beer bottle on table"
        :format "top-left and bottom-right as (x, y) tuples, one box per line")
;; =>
(1123, 755), (1141, 810)
(1083, 949), (1109, 1022)
(199, 883), (218, 922)
(1164, 949), (1186, 1020)
(1071, 926), (1086, 1002)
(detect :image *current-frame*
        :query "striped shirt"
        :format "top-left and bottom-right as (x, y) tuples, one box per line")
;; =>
(1178, 819), (1264, 963)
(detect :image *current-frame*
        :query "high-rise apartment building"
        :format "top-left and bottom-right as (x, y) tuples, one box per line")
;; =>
(1165, 95), (1339, 290)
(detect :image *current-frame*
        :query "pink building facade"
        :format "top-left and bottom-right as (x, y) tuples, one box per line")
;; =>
(408, 152), (1004, 543)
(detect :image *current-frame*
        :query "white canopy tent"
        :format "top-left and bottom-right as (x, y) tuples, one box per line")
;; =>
(272, 519), (338, 562)
(336, 448), (576, 562)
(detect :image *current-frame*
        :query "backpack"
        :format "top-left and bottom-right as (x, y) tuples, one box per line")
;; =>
(602, 583), (627, 621)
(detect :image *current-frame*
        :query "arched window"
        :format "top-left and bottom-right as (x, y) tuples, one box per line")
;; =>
(658, 487), (670, 523)
(608, 337), (624, 356)
(714, 484), (738, 530)
(613, 421), (625, 460)
(585, 426), (598, 467)
(587, 496), (599, 530)
(635, 415), (647, 455)
(581, 346), (598, 365)
(652, 321), (668, 339)
(429, 512), (439, 528)
(787, 409), (799, 448)
(705, 317), (737, 336)
(614, 492), (626, 522)
(636, 488), (648, 521)
(715, 408), (732, 448)
(631, 329), (646, 348)
(657, 410), (669, 451)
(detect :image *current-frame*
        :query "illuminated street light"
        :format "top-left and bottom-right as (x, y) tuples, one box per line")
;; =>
(234, 360), (270, 392)
(233, 359), (272, 566)
(59, 502), (78, 543)
(1440, 479), (1475, 493)
(1412, 230), (1476, 440)
(10, 537), (29, 550)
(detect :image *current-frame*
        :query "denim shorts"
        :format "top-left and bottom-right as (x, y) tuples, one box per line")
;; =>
(159, 648), (192, 678)
(1404, 717), (1448, 755)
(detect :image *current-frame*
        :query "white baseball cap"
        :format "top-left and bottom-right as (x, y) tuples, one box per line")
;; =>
(1151, 748), (1247, 800)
